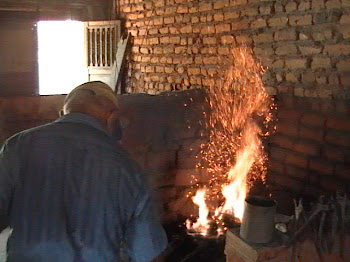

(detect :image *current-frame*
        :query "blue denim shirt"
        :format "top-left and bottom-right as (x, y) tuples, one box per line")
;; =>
(0, 113), (167, 262)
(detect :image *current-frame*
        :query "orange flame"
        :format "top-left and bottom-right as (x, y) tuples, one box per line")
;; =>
(186, 188), (210, 235)
(221, 122), (261, 220)
(187, 46), (274, 234)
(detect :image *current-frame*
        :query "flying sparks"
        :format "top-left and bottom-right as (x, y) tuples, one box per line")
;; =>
(186, 46), (275, 235)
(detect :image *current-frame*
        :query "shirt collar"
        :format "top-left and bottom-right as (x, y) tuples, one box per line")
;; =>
(55, 113), (109, 135)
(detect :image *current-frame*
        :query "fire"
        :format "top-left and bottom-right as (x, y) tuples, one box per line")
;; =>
(186, 46), (274, 234)
(221, 122), (261, 220)
(186, 188), (210, 235)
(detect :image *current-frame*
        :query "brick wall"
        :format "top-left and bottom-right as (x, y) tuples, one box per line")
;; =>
(120, 0), (350, 98)
(268, 93), (350, 198)
(119, 0), (350, 200)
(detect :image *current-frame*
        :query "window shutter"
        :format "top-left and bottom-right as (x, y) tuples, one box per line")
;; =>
(85, 20), (121, 88)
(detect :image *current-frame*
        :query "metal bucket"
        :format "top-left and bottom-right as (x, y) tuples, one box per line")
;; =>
(239, 196), (276, 244)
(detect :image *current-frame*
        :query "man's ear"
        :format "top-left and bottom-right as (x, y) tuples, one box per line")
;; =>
(59, 109), (64, 117)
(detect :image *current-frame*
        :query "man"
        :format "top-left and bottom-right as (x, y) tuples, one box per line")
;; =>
(0, 81), (168, 261)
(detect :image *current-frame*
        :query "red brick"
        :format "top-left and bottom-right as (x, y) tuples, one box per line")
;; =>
(268, 17), (288, 27)
(339, 25), (350, 39)
(215, 23), (231, 33)
(214, 0), (229, 9)
(309, 158), (334, 175)
(277, 120), (299, 137)
(298, 0), (311, 10)
(169, 36), (180, 44)
(230, 0), (247, 6)
(337, 60), (350, 71)
(235, 35), (252, 44)
(300, 113), (326, 127)
(271, 59), (284, 69)
(286, 59), (307, 69)
(285, 153), (308, 168)
(324, 43), (350, 55)
(231, 21), (249, 30)
(270, 134), (294, 149)
(275, 45), (297, 55)
(154, 17), (163, 25)
(224, 11), (240, 20)
(325, 130), (350, 146)
(269, 147), (289, 161)
(274, 174), (304, 193)
(177, 6), (188, 13)
(199, 3), (213, 12)
(286, 72), (300, 83)
(323, 145), (347, 162)
(285, 164), (309, 180)
(311, 57), (331, 69)
(274, 30), (297, 41)
(242, 7), (258, 16)
(218, 47), (230, 55)
(214, 13), (224, 21)
(189, 6), (198, 13)
(311, 0), (325, 10)
(299, 46), (322, 55)
(293, 140), (321, 156)
(299, 126), (324, 142)
(289, 15), (312, 26)
(163, 46), (174, 54)
(251, 18), (267, 28)
(203, 37), (217, 45)
(188, 67), (201, 76)
(341, 14), (350, 24)
(286, 2), (297, 11)
(269, 158), (285, 174)
(154, 0), (165, 7)
(327, 116), (350, 131)
(164, 16), (175, 24)
(203, 56), (218, 64)
(259, 5), (272, 14)
(200, 26), (215, 34)
(160, 36), (170, 44)
(254, 33), (274, 43)
(326, 0), (342, 9)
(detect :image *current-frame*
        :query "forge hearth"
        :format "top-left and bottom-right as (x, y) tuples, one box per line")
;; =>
(164, 222), (226, 262)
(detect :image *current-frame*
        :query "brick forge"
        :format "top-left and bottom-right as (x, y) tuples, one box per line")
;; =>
(119, 0), (350, 213)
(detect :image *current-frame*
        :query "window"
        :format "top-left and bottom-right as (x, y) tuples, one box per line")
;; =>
(38, 20), (87, 95)
(37, 20), (120, 95)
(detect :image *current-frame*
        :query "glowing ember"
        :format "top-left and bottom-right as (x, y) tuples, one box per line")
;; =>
(187, 46), (275, 235)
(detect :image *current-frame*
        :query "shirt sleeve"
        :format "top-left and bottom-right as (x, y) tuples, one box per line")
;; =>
(0, 140), (20, 230)
(124, 188), (168, 262)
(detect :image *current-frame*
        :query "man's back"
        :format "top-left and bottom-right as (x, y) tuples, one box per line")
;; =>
(0, 113), (167, 262)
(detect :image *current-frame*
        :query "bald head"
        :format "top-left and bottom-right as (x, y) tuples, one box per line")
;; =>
(63, 81), (118, 114)
(62, 81), (119, 134)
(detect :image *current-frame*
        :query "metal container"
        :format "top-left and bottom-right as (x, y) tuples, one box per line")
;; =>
(239, 196), (276, 244)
